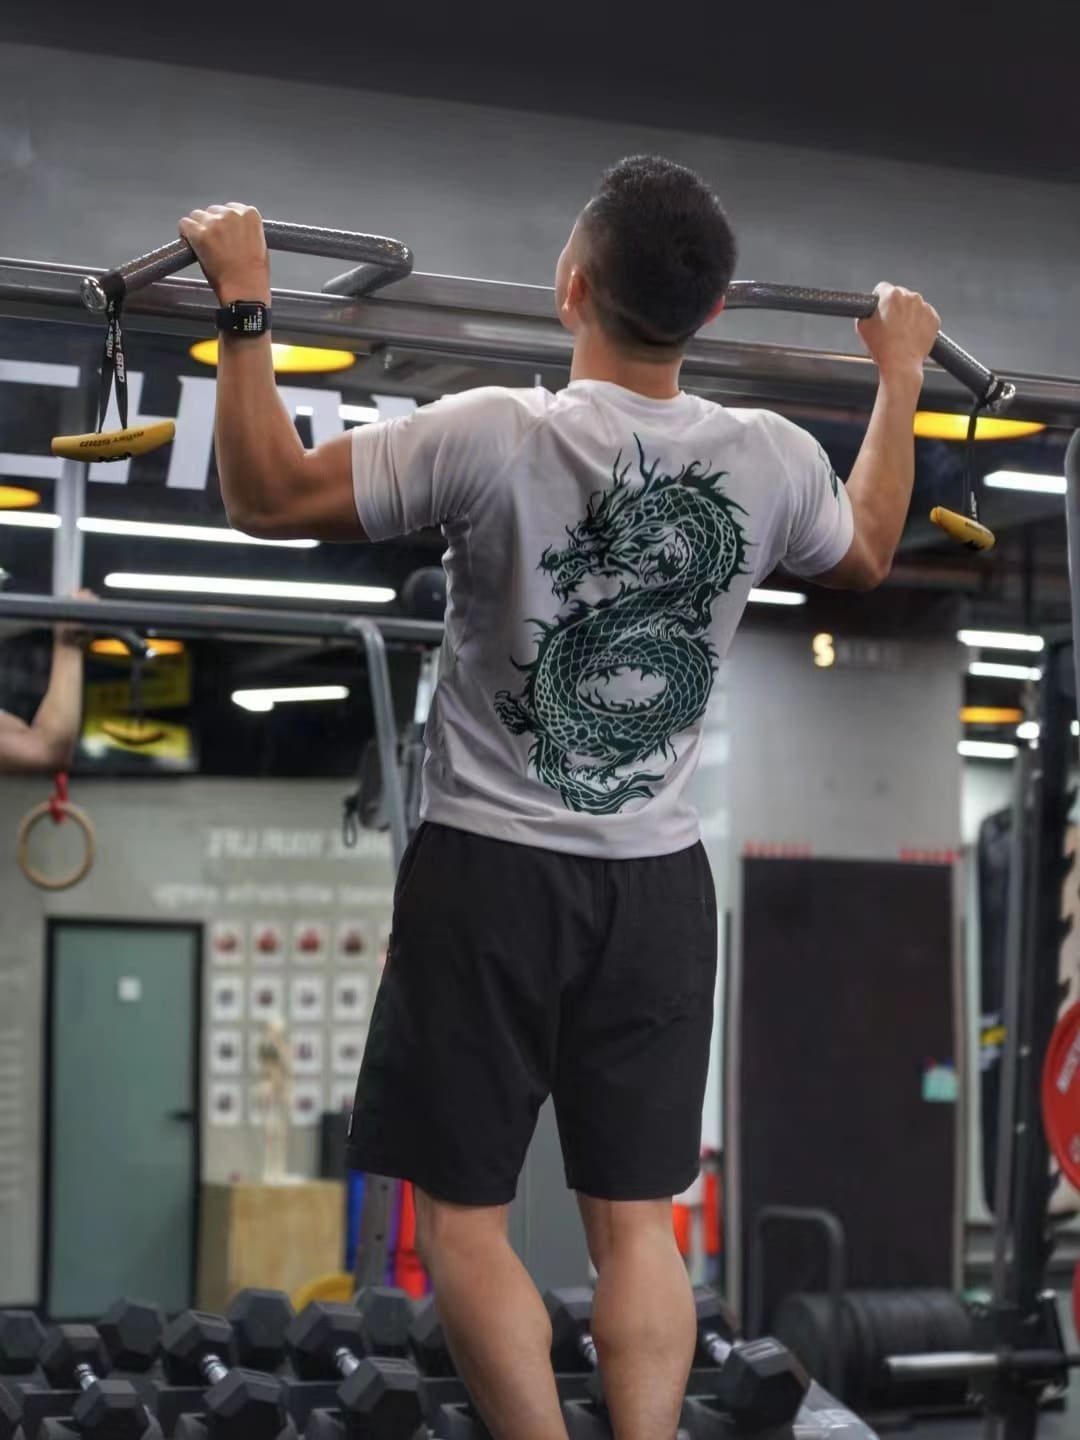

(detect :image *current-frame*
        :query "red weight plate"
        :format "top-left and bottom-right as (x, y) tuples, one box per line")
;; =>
(1041, 1002), (1080, 1192)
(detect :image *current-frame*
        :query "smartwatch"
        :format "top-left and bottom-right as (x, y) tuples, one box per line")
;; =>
(215, 301), (271, 337)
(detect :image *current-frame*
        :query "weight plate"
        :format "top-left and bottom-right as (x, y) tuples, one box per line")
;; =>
(1042, 1002), (1080, 1191)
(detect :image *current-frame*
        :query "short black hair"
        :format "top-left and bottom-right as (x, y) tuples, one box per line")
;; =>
(580, 155), (737, 354)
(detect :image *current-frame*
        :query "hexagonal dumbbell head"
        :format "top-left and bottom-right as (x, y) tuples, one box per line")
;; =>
(693, 1286), (738, 1366)
(72, 1377), (155, 1440)
(161, 1312), (234, 1386)
(226, 1290), (295, 1372)
(408, 1297), (455, 1377)
(286, 1303), (366, 1381)
(0, 1312), (46, 1376)
(99, 1300), (165, 1373)
(714, 1337), (809, 1429)
(355, 1289), (411, 1359)
(0, 1384), (24, 1440)
(339, 1356), (424, 1440)
(204, 1368), (286, 1440)
(544, 1289), (596, 1372)
(40, 1326), (111, 1388)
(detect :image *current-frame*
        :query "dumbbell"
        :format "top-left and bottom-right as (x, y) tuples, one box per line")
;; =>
(161, 1312), (293, 1440)
(0, 1313), (47, 1388)
(545, 1288), (809, 1432)
(692, 1288), (738, 1366)
(408, 1298), (455, 1378)
(38, 1326), (162, 1440)
(353, 1290), (411, 1360)
(99, 1301), (165, 1382)
(286, 1303), (426, 1440)
(225, 1293), (295, 1376)
(0, 1387), (26, 1440)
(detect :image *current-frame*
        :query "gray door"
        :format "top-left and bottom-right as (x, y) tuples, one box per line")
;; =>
(47, 922), (199, 1317)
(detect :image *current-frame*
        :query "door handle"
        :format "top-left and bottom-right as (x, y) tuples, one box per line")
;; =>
(167, 1109), (196, 1122)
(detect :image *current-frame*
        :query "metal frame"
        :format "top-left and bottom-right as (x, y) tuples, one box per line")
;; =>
(747, 1205), (847, 1397)
(4, 258), (1080, 422)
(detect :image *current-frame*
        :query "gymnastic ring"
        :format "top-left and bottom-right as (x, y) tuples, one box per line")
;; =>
(16, 800), (97, 891)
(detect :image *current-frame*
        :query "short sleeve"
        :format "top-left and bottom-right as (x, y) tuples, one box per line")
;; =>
(769, 416), (855, 579)
(351, 388), (534, 541)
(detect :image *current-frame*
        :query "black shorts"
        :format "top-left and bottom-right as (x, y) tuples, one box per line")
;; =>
(346, 822), (717, 1205)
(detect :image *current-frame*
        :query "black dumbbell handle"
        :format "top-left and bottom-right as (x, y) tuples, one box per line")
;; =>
(199, 1354), (230, 1387)
(71, 1362), (101, 1394)
(698, 1327), (731, 1368)
(332, 1346), (361, 1380)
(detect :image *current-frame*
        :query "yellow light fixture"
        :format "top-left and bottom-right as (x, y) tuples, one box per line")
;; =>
(959, 706), (1024, 725)
(189, 340), (356, 373)
(90, 637), (185, 658)
(914, 412), (1045, 442)
(0, 486), (42, 510)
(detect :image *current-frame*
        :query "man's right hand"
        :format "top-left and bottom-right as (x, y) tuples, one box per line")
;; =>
(856, 282), (941, 387)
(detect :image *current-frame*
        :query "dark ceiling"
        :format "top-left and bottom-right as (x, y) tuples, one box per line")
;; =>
(6, 0), (1079, 182)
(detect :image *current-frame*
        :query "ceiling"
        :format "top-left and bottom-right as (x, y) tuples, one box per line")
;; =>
(5, 0), (1079, 181)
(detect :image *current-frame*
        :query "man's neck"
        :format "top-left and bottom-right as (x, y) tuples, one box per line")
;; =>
(569, 332), (683, 400)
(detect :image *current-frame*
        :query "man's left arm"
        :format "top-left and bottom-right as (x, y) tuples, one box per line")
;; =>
(179, 204), (362, 541)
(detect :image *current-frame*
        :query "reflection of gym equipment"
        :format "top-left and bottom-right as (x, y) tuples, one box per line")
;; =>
(343, 569), (445, 850)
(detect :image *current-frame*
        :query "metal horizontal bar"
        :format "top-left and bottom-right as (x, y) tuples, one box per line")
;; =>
(2, 258), (1077, 423)
(0, 592), (444, 647)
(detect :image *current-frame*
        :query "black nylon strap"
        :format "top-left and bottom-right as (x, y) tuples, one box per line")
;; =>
(96, 300), (128, 431)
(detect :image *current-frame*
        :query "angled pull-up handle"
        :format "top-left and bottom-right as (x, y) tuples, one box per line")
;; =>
(81, 220), (414, 311)
(725, 281), (1014, 411)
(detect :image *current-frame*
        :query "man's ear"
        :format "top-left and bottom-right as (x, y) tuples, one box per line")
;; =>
(704, 296), (726, 325)
(560, 266), (590, 327)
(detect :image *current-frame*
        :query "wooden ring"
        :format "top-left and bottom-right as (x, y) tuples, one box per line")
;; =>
(16, 800), (97, 891)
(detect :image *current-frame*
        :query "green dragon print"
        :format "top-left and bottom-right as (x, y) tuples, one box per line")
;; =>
(495, 436), (750, 814)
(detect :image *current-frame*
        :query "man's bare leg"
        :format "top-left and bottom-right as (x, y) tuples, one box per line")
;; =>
(415, 1190), (569, 1440)
(578, 1195), (695, 1440)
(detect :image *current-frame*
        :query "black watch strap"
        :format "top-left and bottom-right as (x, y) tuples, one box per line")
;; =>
(216, 301), (271, 337)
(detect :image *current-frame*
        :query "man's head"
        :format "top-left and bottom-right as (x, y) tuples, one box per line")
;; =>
(556, 156), (736, 359)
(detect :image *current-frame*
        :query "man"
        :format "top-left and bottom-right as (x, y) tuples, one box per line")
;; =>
(0, 589), (93, 774)
(181, 155), (939, 1440)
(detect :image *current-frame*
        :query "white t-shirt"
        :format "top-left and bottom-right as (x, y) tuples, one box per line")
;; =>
(352, 379), (853, 859)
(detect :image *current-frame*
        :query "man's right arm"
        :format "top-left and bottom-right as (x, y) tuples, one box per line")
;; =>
(816, 283), (940, 591)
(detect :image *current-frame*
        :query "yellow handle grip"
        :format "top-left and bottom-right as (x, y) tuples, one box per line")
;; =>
(930, 506), (996, 552)
(100, 718), (168, 748)
(51, 420), (176, 463)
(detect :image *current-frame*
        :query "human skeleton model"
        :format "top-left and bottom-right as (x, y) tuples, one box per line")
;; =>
(256, 1015), (293, 1182)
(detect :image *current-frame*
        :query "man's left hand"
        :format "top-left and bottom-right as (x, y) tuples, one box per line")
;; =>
(179, 203), (271, 306)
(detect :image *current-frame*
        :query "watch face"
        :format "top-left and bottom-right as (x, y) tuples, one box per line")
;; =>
(221, 303), (268, 335)
(235, 304), (266, 334)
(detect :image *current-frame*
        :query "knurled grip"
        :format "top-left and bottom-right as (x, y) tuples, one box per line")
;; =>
(725, 280), (1013, 409)
(82, 220), (413, 310)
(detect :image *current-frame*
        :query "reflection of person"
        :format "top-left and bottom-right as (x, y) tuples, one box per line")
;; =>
(255, 1016), (292, 1183)
(182, 161), (940, 1440)
(0, 591), (94, 775)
